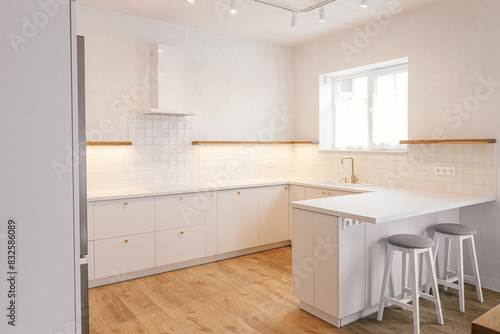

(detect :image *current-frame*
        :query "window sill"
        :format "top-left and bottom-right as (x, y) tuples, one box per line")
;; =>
(318, 149), (408, 155)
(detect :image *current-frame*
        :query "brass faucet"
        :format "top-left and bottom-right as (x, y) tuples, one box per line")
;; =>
(341, 156), (358, 184)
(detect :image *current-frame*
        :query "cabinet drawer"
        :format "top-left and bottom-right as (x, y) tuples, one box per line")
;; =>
(156, 225), (206, 266)
(88, 241), (95, 280)
(155, 193), (206, 231)
(94, 233), (155, 279)
(94, 198), (154, 239)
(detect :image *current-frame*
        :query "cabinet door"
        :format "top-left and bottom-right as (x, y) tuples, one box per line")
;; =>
(155, 193), (206, 231)
(206, 192), (218, 256)
(94, 198), (154, 239)
(304, 187), (327, 200)
(288, 185), (305, 240)
(156, 225), (206, 266)
(292, 209), (314, 305)
(87, 202), (94, 241)
(94, 232), (155, 279)
(314, 213), (339, 317)
(217, 188), (259, 254)
(88, 241), (95, 280)
(259, 185), (289, 245)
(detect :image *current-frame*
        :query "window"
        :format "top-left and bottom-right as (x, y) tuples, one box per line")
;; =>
(319, 58), (408, 152)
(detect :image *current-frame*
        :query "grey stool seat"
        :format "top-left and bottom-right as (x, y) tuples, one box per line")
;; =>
(388, 234), (435, 249)
(434, 223), (476, 236)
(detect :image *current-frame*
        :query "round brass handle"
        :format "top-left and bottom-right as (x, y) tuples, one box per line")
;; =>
(322, 192), (325, 195)
(124, 240), (129, 243)
(237, 192), (241, 195)
(180, 197), (183, 200)
(210, 194), (214, 198)
(124, 202), (128, 206)
(285, 187), (288, 190)
(180, 231), (184, 235)
(328, 193), (332, 196)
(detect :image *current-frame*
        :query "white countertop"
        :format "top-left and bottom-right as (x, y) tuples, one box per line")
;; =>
(87, 179), (495, 224)
(290, 186), (495, 224)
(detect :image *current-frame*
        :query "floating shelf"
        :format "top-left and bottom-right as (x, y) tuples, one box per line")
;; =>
(400, 139), (496, 145)
(86, 142), (133, 146)
(192, 141), (318, 145)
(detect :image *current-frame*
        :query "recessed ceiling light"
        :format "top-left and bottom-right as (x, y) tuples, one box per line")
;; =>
(360, 0), (368, 8)
(230, 0), (238, 14)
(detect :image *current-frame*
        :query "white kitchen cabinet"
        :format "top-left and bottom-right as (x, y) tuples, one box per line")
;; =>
(206, 192), (218, 256)
(314, 213), (339, 317)
(292, 209), (315, 306)
(288, 185), (305, 240)
(88, 241), (95, 280)
(93, 197), (154, 239)
(87, 202), (94, 241)
(155, 193), (206, 231)
(259, 185), (289, 245)
(94, 232), (155, 279)
(156, 225), (206, 266)
(304, 187), (353, 200)
(217, 187), (259, 254)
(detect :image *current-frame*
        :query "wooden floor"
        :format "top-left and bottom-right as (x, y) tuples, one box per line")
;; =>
(89, 247), (500, 334)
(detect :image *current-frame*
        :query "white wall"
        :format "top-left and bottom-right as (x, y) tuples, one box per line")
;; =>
(76, 5), (295, 142)
(293, 0), (500, 290)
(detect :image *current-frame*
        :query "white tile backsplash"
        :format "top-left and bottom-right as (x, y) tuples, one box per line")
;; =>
(87, 116), (496, 196)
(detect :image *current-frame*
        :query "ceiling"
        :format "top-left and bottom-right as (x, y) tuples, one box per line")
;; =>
(77, 0), (443, 46)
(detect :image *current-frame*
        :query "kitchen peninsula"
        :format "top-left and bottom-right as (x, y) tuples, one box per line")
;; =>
(289, 184), (495, 327)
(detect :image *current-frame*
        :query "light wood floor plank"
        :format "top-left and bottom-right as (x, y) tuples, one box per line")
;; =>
(89, 246), (499, 333)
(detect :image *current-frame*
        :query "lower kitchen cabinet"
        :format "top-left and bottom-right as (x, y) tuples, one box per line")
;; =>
(88, 241), (95, 280)
(258, 185), (289, 245)
(94, 232), (155, 279)
(217, 187), (259, 254)
(156, 225), (206, 266)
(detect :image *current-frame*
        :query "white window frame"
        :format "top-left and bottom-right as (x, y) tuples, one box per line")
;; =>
(319, 58), (408, 153)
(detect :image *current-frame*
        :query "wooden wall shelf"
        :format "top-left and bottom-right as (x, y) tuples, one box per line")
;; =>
(86, 142), (133, 146)
(192, 141), (317, 145)
(400, 139), (496, 145)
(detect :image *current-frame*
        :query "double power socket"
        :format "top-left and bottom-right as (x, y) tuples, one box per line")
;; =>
(434, 166), (457, 176)
(265, 160), (278, 168)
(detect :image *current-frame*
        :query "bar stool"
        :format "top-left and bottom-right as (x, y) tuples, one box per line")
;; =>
(377, 234), (444, 334)
(427, 223), (483, 312)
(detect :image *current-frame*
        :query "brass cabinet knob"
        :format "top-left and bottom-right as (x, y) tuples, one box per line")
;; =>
(124, 202), (128, 206)
(237, 192), (241, 195)
(124, 240), (129, 243)
(322, 192), (325, 195)
(180, 231), (184, 235)
(180, 197), (183, 200)
(285, 187), (288, 190)
(328, 193), (332, 196)
(210, 194), (214, 198)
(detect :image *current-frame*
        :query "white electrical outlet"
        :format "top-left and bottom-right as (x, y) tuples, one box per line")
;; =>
(434, 166), (457, 176)
(265, 160), (278, 168)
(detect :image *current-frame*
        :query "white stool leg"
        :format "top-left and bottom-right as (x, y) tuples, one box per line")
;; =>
(443, 237), (451, 291)
(426, 248), (444, 325)
(468, 235), (483, 302)
(426, 233), (440, 294)
(401, 252), (407, 301)
(456, 236), (465, 312)
(377, 245), (395, 321)
(410, 249), (420, 334)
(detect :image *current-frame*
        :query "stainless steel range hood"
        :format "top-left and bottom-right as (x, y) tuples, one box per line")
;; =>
(139, 44), (197, 116)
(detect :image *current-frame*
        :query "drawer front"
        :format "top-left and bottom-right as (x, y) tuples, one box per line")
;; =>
(156, 225), (206, 266)
(88, 241), (95, 280)
(155, 193), (206, 231)
(326, 189), (353, 197)
(94, 197), (154, 239)
(94, 233), (155, 279)
(87, 202), (94, 241)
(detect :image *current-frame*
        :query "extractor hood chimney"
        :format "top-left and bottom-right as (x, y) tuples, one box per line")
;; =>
(139, 44), (196, 116)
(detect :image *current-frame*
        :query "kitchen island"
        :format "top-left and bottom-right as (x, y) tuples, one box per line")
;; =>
(289, 185), (495, 327)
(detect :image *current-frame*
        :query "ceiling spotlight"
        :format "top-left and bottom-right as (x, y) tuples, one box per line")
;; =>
(187, 0), (194, 3)
(360, 0), (368, 7)
(230, 0), (238, 14)
(319, 5), (326, 22)
(291, 12), (297, 27)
